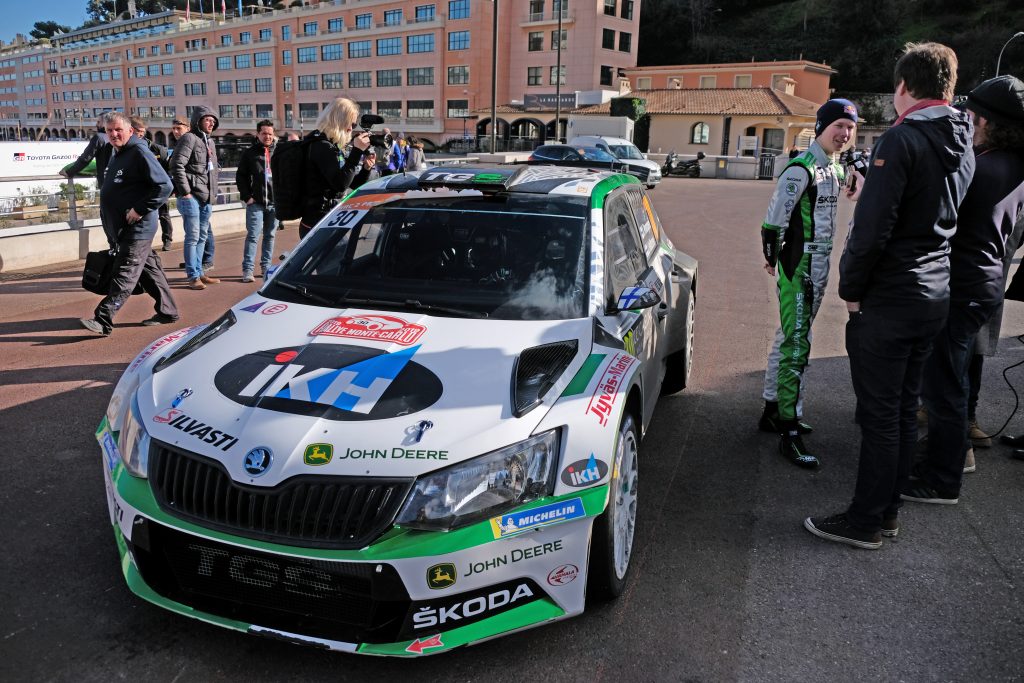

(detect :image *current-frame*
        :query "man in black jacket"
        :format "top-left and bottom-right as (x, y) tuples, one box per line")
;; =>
(804, 42), (975, 549)
(170, 106), (220, 290)
(906, 76), (1024, 500)
(61, 117), (111, 183)
(130, 117), (174, 251)
(80, 112), (178, 336)
(236, 120), (277, 282)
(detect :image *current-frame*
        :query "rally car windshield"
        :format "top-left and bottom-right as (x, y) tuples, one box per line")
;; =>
(268, 195), (590, 320)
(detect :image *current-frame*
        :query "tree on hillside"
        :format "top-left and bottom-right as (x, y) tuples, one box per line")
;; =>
(30, 21), (71, 39)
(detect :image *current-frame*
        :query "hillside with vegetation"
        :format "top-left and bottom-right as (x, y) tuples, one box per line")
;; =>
(639, 0), (1024, 94)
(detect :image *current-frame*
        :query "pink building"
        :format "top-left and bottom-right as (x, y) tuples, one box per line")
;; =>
(20, 0), (640, 149)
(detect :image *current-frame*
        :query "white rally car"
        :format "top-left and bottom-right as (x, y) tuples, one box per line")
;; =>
(96, 165), (697, 656)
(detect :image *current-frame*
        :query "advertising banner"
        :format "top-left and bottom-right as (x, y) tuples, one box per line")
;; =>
(0, 141), (89, 179)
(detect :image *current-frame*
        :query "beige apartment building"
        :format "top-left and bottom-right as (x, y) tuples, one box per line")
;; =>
(0, 0), (640, 148)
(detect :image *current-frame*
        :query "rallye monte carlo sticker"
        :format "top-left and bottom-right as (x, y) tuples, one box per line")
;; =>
(214, 344), (442, 421)
(490, 497), (585, 539)
(310, 314), (426, 346)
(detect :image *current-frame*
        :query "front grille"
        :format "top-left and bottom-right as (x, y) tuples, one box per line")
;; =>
(128, 518), (409, 643)
(149, 442), (413, 549)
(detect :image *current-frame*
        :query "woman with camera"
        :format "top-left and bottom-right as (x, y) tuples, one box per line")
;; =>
(299, 97), (372, 239)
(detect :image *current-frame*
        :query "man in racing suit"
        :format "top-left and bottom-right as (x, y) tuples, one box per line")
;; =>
(759, 99), (858, 468)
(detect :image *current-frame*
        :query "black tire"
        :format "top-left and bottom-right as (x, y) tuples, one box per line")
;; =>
(661, 288), (695, 394)
(587, 412), (639, 601)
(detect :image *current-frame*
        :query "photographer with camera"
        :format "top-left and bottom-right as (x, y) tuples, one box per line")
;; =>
(236, 120), (278, 282)
(298, 97), (372, 239)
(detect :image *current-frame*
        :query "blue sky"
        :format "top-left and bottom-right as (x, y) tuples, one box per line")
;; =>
(7, 1), (92, 42)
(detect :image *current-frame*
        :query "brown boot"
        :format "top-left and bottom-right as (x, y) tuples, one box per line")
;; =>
(967, 419), (992, 448)
(963, 447), (976, 474)
(188, 278), (206, 290)
(200, 274), (221, 284)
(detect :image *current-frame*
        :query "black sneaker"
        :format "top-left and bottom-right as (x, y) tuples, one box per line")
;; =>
(779, 432), (819, 469)
(161, 240), (172, 252)
(900, 484), (958, 505)
(758, 401), (813, 434)
(881, 516), (899, 538)
(804, 513), (882, 550)
(79, 318), (110, 336)
(141, 313), (180, 326)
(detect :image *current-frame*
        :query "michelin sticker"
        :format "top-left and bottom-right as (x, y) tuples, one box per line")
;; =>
(489, 498), (585, 539)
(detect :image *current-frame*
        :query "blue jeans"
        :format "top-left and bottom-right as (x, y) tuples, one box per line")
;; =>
(179, 196), (212, 280)
(242, 202), (277, 274)
(203, 230), (215, 267)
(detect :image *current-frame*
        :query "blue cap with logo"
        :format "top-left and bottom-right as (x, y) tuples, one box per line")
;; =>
(815, 98), (859, 136)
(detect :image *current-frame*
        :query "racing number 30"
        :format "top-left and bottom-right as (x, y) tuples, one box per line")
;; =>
(325, 209), (363, 228)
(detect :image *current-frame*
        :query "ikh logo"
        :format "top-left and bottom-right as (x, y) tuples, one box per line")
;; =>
(303, 443), (333, 466)
(215, 344), (442, 421)
(426, 563), (457, 590)
(560, 454), (608, 488)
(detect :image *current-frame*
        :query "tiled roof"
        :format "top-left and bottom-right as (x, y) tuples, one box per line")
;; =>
(624, 59), (836, 75)
(572, 88), (819, 118)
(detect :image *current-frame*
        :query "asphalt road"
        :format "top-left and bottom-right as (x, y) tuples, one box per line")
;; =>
(2, 178), (1022, 682)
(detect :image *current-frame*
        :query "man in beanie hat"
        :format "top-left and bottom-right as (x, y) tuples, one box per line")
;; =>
(758, 98), (857, 468)
(805, 43), (975, 550)
(906, 75), (1024, 499)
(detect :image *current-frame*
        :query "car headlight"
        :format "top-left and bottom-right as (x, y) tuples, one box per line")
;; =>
(117, 395), (151, 478)
(395, 428), (560, 532)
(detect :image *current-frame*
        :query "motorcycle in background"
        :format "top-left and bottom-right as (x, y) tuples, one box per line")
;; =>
(662, 151), (706, 178)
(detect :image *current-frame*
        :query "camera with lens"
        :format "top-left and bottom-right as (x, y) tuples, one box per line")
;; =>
(359, 114), (393, 148)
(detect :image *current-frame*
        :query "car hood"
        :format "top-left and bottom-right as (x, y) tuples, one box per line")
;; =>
(138, 296), (592, 484)
(620, 158), (660, 172)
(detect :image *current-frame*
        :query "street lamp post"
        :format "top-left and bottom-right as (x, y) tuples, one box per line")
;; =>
(554, 0), (563, 143)
(490, 0), (498, 153)
(996, 32), (1024, 76)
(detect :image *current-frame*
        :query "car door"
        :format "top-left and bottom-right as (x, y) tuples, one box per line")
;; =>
(603, 190), (660, 425)
(623, 186), (672, 380)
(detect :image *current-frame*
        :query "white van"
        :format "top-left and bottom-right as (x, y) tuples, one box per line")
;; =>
(568, 135), (661, 188)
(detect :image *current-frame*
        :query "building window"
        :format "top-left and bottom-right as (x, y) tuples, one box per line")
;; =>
(255, 77), (272, 92)
(328, 18), (343, 33)
(298, 75), (317, 91)
(407, 100), (434, 118)
(447, 99), (469, 118)
(528, 31), (543, 51)
(377, 38), (401, 56)
(147, 64), (160, 77)
(149, 86), (161, 98)
(235, 54), (251, 69)
(699, 75), (716, 88)
(281, 25), (291, 41)
(377, 100), (402, 118)
(184, 82), (207, 96)
(602, 29), (615, 50)
(355, 13), (372, 29)
(619, 32), (631, 52)
(297, 47), (317, 63)
(303, 22), (318, 36)
(551, 29), (567, 50)
(282, 76), (292, 92)
(254, 52), (271, 67)
(407, 34), (434, 53)
(527, 66), (542, 86)
(259, 28), (272, 41)
(237, 104), (253, 119)
(600, 65), (613, 86)
(162, 63), (174, 75)
(219, 104), (234, 119)
(448, 31), (470, 50)
(300, 103), (318, 120)
(554, 0), (568, 19)
(236, 79), (252, 93)
(349, 41), (371, 58)
(529, 0), (544, 20)
(603, 0), (616, 15)
(217, 80), (232, 94)
(349, 71), (371, 88)
(384, 9), (402, 25)
(771, 73), (790, 90)
(163, 85), (174, 97)
(183, 59), (206, 73)
(377, 69), (401, 87)
(240, 32), (252, 44)
(621, 0), (633, 19)
(165, 44), (174, 54)
(256, 103), (273, 118)
(282, 50), (292, 65)
(691, 122), (710, 144)
(447, 65), (469, 85)
(449, 0), (470, 19)
(322, 72), (343, 89)
(415, 4), (435, 21)
(138, 47), (146, 57)
(321, 44), (342, 61)
(550, 65), (566, 85)
(734, 74), (751, 88)
(407, 67), (434, 85)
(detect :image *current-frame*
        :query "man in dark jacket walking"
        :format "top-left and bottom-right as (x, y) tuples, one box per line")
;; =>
(170, 106), (220, 290)
(79, 112), (178, 336)
(130, 117), (174, 251)
(61, 117), (111, 183)
(804, 42), (976, 549)
(906, 75), (1024, 501)
(236, 120), (277, 282)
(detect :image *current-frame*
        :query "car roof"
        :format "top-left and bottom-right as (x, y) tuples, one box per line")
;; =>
(571, 135), (634, 146)
(352, 164), (640, 197)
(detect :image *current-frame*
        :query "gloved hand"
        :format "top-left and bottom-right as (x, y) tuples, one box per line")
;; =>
(762, 227), (781, 269)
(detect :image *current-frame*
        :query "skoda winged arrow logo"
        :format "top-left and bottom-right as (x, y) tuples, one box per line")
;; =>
(243, 446), (273, 477)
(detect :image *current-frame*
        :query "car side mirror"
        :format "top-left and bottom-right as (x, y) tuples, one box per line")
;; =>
(615, 286), (661, 311)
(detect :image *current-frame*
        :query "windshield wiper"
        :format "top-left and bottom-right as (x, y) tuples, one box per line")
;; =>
(335, 295), (488, 319)
(272, 280), (334, 306)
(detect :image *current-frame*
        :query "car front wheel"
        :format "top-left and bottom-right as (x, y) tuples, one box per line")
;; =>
(587, 412), (639, 600)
